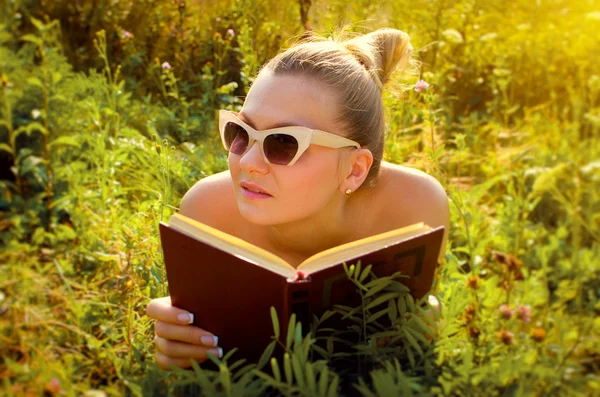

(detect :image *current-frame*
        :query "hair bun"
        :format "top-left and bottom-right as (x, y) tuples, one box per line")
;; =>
(343, 28), (413, 89)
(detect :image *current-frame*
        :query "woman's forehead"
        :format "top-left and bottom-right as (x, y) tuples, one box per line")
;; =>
(240, 72), (342, 133)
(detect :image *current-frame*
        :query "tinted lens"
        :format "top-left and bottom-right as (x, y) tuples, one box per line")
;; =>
(264, 134), (299, 165)
(224, 122), (249, 155)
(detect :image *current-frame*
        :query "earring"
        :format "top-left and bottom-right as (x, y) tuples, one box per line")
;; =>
(345, 189), (352, 195)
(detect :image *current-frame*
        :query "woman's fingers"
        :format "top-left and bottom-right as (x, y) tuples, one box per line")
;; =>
(154, 336), (222, 360)
(155, 350), (198, 370)
(146, 296), (194, 325)
(155, 320), (218, 347)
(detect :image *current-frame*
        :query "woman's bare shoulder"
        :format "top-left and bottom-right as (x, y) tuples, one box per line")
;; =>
(179, 170), (239, 232)
(376, 161), (449, 225)
(377, 161), (450, 261)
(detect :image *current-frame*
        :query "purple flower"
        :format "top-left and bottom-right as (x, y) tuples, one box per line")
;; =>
(516, 305), (532, 323)
(162, 62), (171, 70)
(414, 79), (430, 92)
(227, 28), (235, 38)
(123, 31), (133, 39)
(499, 304), (513, 320)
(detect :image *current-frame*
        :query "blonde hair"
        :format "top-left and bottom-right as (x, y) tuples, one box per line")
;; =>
(259, 28), (415, 188)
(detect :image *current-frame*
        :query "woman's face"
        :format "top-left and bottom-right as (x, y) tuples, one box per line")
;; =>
(228, 71), (351, 226)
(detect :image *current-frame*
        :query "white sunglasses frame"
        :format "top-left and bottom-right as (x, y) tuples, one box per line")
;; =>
(218, 110), (361, 166)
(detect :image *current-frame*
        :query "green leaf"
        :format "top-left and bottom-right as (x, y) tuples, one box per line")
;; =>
(403, 328), (423, 355)
(405, 324), (430, 345)
(294, 321), (303, 348)
(256, 340), (276, 371)
(387, 299), (398, 322)
(27, 76), (43, 88)
(0, 143), (13, 155)
(306, 362), (316, 392)
(50, 136), (80, 149)
(411, 313), (436, 338)
(406, 294), (416, 312)
(353, 260), (362, 280)
(270, 306), (280, 339)
(397, 296), (407, 316)
(218, 365), (232, 394)
(311, 344), (329, 360)
(30, 17), (44, 31)
(189, 359), (217, 394)
(291, 355), (305, 388)
(358, 264), (372, 283)
(405, 342), (416, 368)
(52, 71), (62, 84)
(286, 313), (296, 350)
(270, 357), (281, 382)
(365, 292), (400, 311)
(318, 365), (329, 396)
(363, 279), (390, 298)
(21, 34), (42, 47)
(283, 353), (293, 384)
(327, 375), (339, 397)
(27, 122), (48, 136)
(366, 309), (389, 324)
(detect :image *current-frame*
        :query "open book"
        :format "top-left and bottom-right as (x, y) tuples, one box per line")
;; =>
(159, 213), (444, 362)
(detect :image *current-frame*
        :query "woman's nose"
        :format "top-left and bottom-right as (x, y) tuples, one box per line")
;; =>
(238, 140), (269, 173)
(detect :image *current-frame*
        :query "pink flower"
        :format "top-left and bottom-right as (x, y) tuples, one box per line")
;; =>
(44, 377), (61, 394)
(161, 62), (171, 70)
(497, 329), (514, 345)
(516, 305), (532, 323)
(227, 28), (235, 38)
(499, 304), (513, 320)
(414, 79), (430, 92)
(122, 31), (133, 39)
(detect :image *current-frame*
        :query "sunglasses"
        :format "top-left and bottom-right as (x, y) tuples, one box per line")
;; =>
(218, 110), (361, 166)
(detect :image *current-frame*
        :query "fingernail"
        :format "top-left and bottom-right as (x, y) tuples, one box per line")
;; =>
(201, 335), (218, 347)
(177, 312), (193, 324)
(207, 347), (223, 358)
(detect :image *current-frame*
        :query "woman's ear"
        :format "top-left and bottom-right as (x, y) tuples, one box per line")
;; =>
(343, 148), (373, 191)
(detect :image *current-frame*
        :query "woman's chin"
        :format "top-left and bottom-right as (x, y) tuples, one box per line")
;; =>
(238, 203), (277, 226)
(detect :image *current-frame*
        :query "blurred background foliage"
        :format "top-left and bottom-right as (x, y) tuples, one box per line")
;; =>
(0, 0), (599, 395)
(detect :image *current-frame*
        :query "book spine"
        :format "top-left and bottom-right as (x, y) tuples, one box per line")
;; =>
(283, 271), (312, 335)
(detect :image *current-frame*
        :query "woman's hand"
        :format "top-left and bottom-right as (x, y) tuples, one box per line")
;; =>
(146, 296), (223, 370)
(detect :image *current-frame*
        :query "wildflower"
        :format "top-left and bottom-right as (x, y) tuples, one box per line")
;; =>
(466, 275), (480, 290)
(122, 31), (133, 39)
(414, 79), (430, 92)
(499, 304), (513, 320)
(506, 254), (523, 270)
(1, 74), (12, 88)
(44, 377), (61, 394)
(516, 305), (532, 323)
(162, 62), (171, 70)
(497, 328), (514, 345)
(492, 250), (508, 265)
(227, 28), (235, 38)
(31, 109), (41, 119)
(462, 304), (476, 323)
(514, 271), (525, 281)
(214, 32), (222, 39)
(531, 327), (546, 342)
(467, 326), (480, 339)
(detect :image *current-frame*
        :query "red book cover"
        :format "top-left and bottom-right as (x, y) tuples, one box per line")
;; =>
(158, 215), (444, 363)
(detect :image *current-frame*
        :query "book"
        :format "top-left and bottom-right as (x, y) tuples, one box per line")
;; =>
(158, 213), (444, 363)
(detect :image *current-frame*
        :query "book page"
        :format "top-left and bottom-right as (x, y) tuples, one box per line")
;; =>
(169, 213), (296, 278)
(298, 223), (430, 274)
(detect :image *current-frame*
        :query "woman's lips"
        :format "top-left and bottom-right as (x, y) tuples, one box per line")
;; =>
(241, 186), (272, 199)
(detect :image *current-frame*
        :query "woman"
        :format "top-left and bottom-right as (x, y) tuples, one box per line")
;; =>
(146, 28), (450, 370)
